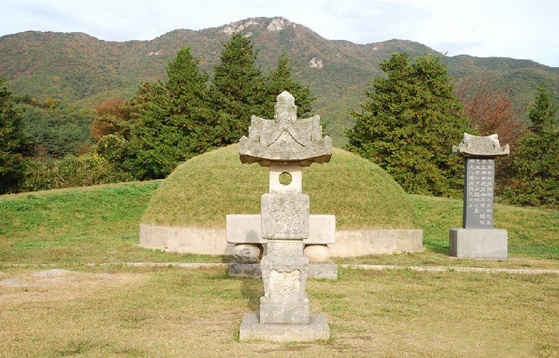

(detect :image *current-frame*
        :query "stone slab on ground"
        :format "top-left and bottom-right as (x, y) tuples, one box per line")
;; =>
(239, 313), (330, 342)
(1, 278), (30, 287)
(449, 228), (508, 259)
(341, 264), (559, 275)
(229, 261), (337, 280)
(31, 269), (73, 278)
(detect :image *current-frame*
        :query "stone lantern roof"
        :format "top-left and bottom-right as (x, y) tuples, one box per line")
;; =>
(452, 133), (510, 157)
(239, 91), (332, 167)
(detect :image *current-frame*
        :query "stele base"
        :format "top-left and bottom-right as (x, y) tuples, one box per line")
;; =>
(239, 313), (330, 342)
(449, 228), (508, 259)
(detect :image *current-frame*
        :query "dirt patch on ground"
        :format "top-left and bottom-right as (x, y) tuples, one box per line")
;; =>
(0, 269), (147, 305)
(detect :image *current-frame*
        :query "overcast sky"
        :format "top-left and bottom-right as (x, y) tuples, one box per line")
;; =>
(2, 0), (558, 67)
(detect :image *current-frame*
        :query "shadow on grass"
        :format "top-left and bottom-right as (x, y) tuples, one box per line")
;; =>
(240, 276), (262, 312)
(423, 238), (449, 255)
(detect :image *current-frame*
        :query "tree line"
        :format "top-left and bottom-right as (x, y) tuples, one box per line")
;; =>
(1, 34), (558, 208)
(1, 32), (313, 192)
(92, 33), (313, 180)
(346, 52), (559, 207)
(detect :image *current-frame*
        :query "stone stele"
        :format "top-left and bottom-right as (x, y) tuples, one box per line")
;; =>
(235, 91), (331, 342)
(450, 133), (510, 259)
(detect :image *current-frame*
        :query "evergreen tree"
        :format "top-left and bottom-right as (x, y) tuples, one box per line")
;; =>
(504, 85), (559, 207)
(346, 53), (470, 196)
(119, 47), (219, 179)
(211, 32), (266, 142)
(19, 100), (94, 158)
(0, 79), (34, 193)
(263, 53), (314, 118)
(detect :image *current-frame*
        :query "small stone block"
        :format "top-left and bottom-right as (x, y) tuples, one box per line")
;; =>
(308, 260), (338, 280)
(449, 228), (508, 259)
(239, 313), (330, 342)
(229, 262), (261, 278)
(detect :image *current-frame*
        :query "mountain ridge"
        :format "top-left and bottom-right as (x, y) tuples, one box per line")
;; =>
(1, 16), (558, 144)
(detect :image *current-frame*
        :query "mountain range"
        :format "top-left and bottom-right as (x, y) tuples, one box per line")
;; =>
(2, 16), (559, 145)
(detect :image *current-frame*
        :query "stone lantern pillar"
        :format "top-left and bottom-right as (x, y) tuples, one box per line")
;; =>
(236, 91), (332, 342)
(450, 133), (510, 258)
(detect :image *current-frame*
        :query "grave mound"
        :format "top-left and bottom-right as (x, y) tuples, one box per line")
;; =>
(140, 144), (423, 256)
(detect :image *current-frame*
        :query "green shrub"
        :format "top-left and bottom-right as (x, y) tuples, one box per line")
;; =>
(22, 154), (133, 191)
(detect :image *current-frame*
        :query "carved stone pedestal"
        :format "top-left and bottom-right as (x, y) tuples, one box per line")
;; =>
(260, 240), (309, 324)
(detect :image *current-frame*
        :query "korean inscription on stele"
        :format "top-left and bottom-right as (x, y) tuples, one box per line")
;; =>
(464, 158), (495, 229)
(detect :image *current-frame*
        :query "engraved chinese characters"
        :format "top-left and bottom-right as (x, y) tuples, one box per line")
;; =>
(464, 158), (495, 228)
(450, 133), (510, 259)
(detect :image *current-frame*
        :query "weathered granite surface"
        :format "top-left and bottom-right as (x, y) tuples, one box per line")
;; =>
(260, 240), (309, 324)
(226, 214), (335, 244)
(240, 313), (330, 342)
(261, 193), (309, 239)
(140, 223), (422, 256)
(452, 133), (510, 157)
(450, 228), (508, 259)
(235, 91), (332, 341)
(463, 158), (496, 229)
(229, 260), (338, 280)
(239, 91), (332, 166)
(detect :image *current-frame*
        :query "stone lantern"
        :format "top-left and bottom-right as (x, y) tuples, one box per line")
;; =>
(235, 91), (332, 342)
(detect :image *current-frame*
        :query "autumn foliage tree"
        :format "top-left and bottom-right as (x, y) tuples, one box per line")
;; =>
(457, 77), (524, 147)
(91, 98), (135, 141)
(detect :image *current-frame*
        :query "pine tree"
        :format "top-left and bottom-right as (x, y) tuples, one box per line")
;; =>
(211, 32), (266, 142)
(0, 79), (34, 193)
(120, 47), (218, 179)
(263, 53), (314, 118)
(504, 84), (559, 207)
(346, 52), (470, 196)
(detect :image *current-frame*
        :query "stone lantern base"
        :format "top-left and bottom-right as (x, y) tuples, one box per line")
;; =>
(449, 228), (508, 259)
(239, 313), (330, 342)
(229, 260), (338, 280)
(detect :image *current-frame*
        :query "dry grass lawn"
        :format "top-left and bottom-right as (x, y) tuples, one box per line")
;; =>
(1, 266), (558, 358)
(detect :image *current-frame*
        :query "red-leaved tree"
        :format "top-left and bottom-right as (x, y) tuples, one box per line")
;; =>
(457, 76), (525, 148)
(91, 98), (134, 141)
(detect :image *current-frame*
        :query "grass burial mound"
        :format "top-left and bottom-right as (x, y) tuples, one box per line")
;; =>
(140, 144), (423, 257)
